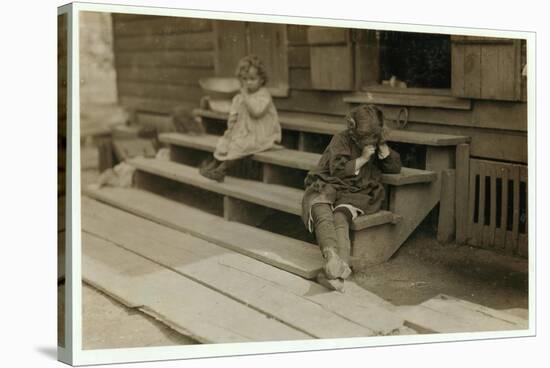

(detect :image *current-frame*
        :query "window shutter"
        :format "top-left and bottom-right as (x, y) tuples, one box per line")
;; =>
(307, 26), (354, 91)
(451, 36), (523, 101)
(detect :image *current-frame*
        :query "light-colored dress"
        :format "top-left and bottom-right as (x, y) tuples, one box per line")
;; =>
(214, 87), (281, 161)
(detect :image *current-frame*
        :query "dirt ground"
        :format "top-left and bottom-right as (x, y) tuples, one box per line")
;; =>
(67, 144), (528, 348)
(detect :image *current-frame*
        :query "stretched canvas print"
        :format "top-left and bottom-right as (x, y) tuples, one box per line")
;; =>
(58, 2), (535, 365)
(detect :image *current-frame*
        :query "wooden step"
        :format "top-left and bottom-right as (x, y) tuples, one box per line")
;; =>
(193, 109), (471, 146)
(159, 132), (438, 186)
(127, 157), (401, 231)
(83, 198), (407, 337)
(83, 232), (311, 343)
(84, 187), (323, 279)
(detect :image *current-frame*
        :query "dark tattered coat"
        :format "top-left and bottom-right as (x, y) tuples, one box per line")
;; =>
(301, 129), (402, 228)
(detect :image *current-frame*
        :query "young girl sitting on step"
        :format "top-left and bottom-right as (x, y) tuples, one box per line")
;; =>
(199, 55), (282, 182)
(301, 104), (402, 291)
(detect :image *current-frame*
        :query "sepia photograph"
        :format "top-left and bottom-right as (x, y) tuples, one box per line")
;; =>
(57, 2), (534, 364)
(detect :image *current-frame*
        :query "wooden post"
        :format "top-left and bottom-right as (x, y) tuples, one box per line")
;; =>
(437, 170), (456, 244)
(455, 144), (470, 244)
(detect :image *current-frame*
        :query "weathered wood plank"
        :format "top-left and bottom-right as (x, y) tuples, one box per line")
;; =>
(403, 122), (526, 163)
(118, 82), (204, 102)
(494, 163), (509, 249)
(288, 46), (310, 68)
(116, 67), (214, 86)
(120, 96), (196, 115)
(84, 187), (323, 279)
(289, 68), (313, 90)
(113, 16), (212, 37)
(488, 164), (498, 246)
(455, 144), (470, 244)
(463, 44), (482, 98)
(344, 92), (471, 110)
(114, 32), (214, 52)
(83, 199), (404, 337)
(467, 159), (479, 246)
(509, 165), (521, 253)
(248, 23), (289, 93)
(287, 24), (308, 45)
(495, 41), (520, 101)
(213, 20), (247, 76)
(115, 50), (214, 68)
(274, 90), (350, 115)
(518, 165), (528, 257)
(437, 169), (456, 244)
(310, 45), (354, 90)
(480, 45), (500, 100)
(396, 294), (527, 333)
(307, 26), (348, 45)
(82, 232), (308, 343)
(476, 161), (487, 247)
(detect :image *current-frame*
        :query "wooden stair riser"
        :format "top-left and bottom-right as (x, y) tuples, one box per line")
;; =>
(352, 178), (442, 267)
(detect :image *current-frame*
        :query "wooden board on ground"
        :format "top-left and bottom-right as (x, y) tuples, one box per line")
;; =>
(82, 232), (310, 343)
(83, 198), (407, 337)
(84, 187), (323, 279)
(395, 294), (528, 333)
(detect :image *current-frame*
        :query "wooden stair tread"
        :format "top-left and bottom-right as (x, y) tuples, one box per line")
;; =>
(193, 108), (470, 146)
(83, 187), (323, 279)
(83, 198), (407, 336)
(128, 157), (399, 230)
(160, 132), (438, 186)
(83, 232), (310, 343)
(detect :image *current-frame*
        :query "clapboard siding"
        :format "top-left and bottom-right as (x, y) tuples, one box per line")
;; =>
(118, 82), (204, 102)
(113, 16), (212, 37)
(117, 67), (213, 86)
(115, 50), (214, 68)
(114, 32), (214, 52)
(112, 14), (217, 115)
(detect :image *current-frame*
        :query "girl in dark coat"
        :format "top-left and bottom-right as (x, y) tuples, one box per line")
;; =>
(302, 104), (402, 291)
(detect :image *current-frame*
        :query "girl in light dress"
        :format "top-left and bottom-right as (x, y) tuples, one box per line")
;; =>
(200, 55), (281, 182)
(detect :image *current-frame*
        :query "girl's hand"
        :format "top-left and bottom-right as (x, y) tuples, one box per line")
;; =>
(378, 143), (390, 159)
(362, 145), (376, 160)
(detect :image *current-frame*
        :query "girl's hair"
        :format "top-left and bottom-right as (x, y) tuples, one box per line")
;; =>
(345, 104), (389, 143)
(235, 55), (268, 86)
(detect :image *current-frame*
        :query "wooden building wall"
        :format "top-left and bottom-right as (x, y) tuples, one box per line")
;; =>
(111, 15), (527, 165)
(111, 14), (528, 252)
(112, 14), (215, 114)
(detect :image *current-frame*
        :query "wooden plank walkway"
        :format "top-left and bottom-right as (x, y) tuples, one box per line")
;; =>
(84, 187), (323, 279)
(82, 197), (408, 337)
(83, 232), (310, 343)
